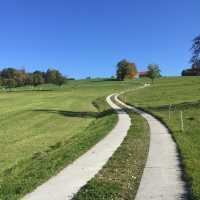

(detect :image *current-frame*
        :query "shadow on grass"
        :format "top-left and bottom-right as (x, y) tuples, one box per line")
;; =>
(89, 78), (119, 83)
(32, 108), (121, 118)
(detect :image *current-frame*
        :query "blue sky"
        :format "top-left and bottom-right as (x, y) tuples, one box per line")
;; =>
(0, 0), (199, 78)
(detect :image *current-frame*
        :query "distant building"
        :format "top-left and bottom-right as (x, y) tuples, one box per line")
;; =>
(139, 71), (149, 78)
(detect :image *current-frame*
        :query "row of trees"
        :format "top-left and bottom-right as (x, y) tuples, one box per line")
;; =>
(0, 68), (66, 88)
(116, 59), (161, 82)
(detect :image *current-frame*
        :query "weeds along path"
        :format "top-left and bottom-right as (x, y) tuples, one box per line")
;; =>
(21, 94), (131, 200)
(115, 95), (187, 200)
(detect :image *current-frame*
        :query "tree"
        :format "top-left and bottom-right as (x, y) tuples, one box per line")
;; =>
(147, 64), (161, 83)
(32, 71), (45, 86)
(0, 77), (2, 86)
(1, 68), (16, 79)
(45, 69), (65, 86)
(2, 78), (17, 89)
(191, 60), (200, 70)
(191, 34), (200, 65)
(56, 75), (66, 86)
(116, 59), (138, 81)
(46, 69), (57, 83)
(0, 68), (28, 87)
(0, 67), (66, 87)
(13, 70), (28, 87)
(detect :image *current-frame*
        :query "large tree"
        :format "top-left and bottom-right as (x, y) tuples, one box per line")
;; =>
(0, 68), (28, 87)
(116, 59), (138, 81)
(147, 64), (161, 83)
(14, 70), (28, 87)
(191, 35), (200, 65)
(1, 68), (16, 79)
(45, 69), (66, 86)
(31, 71), (45, 86)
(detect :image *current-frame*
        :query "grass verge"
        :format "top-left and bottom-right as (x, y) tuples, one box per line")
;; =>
(73, 107), (149, 200)
(0, 97), (117, 200)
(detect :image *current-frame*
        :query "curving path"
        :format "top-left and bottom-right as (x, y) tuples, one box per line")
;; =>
(21, 94), (131, 200)
(115, 95), (187, 200)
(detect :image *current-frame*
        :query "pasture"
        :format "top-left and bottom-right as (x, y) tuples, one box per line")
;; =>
(122, 76), (200, 199)
(0, 79), (142, 200)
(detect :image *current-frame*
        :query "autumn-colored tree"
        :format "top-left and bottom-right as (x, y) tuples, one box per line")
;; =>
(116, 59), (138, 80)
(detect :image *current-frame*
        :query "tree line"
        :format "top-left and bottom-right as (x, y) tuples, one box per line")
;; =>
(0, 68), (66, 88)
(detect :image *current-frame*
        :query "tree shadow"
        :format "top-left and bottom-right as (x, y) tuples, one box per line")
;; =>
(90, 78), (118, 82)
(32, 108), (118, 118)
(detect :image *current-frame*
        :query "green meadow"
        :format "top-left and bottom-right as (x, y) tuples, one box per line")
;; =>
(122, 77), (200, 199)
(0, 79), (142, 200)
(1, 77), (200, 200)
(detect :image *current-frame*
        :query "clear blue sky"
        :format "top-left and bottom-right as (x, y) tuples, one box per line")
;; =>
(0, 0), (199, 78)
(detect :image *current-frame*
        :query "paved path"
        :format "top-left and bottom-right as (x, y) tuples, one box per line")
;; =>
(115, 95), (187, 200)
(21, 94), (131, 200)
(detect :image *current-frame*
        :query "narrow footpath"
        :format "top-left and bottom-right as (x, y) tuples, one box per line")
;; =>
(115, 95), (187, 200)
(21, 94), (131, 200)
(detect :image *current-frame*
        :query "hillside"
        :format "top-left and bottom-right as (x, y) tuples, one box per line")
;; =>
(0, 79), (142, 200)
(121, 76), (200, 199)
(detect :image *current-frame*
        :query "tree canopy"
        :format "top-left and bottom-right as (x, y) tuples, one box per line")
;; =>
(116, 59), (138, 81)
(147, 64), (161, 83)
(191, 34), (200, 65)
(182, 34), (200, 76)
(46, 69), (65, 85)
(0, 68), (66, 88)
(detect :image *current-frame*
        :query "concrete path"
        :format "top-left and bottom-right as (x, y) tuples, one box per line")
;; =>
(21, 94), (131, 200)
(115, 95), (187, 200)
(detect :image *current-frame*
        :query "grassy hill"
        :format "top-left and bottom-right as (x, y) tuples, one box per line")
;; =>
(2, 77), (199, 200)
(121, 76), (200, 199)
(0, 79), (142, 200)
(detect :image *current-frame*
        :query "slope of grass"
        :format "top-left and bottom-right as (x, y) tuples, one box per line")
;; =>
(121, 76), (200, 200)
(0, 79), (143, 200)
(0, 98), (117, 200)
(73, 109), (149, 200)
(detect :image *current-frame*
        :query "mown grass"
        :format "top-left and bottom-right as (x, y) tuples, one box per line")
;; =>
(0, 79), (143, 200)
(73, 108), (149, 200)
(122, 76), (200, 200)
(0, 96), (117, 200)
(0, 79), (142, 172)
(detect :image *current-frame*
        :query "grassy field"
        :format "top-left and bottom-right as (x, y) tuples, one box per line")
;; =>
(73, 108), (149, 200)
(0, 79), (142, 200)
(121, 77), (200, 200)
